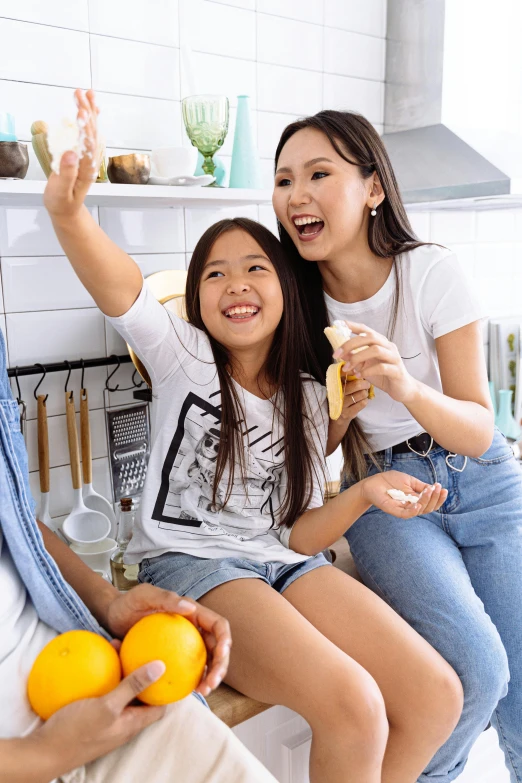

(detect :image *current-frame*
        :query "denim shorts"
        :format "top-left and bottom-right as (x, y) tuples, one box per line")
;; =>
(139, 551), (331, 601)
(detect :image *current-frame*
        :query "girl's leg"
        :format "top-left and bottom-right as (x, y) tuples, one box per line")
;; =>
(283, 565), (463, 783)
(199, 578), (389, 783)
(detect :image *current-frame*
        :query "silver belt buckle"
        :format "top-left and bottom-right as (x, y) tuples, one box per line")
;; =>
(406, 433), (433, 457)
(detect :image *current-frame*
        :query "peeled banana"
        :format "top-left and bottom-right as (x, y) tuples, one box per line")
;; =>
(324, 320), (375, 421)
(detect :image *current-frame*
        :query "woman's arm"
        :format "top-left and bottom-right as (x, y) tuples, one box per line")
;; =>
(289, 471), (446, 555)
(403, 321), (493, 456)
(44, 90), (142, 317)
(335, 320), (494, 458)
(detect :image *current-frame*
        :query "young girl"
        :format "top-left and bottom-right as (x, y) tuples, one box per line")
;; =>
(273, 110), (522, 783)
(44, 90), (463, 783)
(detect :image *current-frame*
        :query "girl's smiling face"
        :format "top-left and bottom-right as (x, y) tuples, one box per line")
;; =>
(199, 229), (284, 355)
(273, 127), (382, 262)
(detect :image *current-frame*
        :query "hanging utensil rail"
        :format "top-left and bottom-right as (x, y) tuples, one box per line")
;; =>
(7, 354), (132, 378)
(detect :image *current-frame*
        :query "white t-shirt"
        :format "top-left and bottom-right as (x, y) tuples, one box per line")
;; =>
(0, 528), (56, 738)
(325, 244), (486, 452)
(107, 284), (328, 565)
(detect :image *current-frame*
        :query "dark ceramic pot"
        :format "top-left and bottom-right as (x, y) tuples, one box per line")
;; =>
(0, 142), (29, 179)
(107, 153), (150, 184)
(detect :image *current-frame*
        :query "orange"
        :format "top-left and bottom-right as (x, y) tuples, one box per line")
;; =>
(120, 613), (207, 705)
(27, 630), (121, 720)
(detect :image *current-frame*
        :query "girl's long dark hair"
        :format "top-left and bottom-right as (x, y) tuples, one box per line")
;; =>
(274, 110), (426, 481)
(185, 217), (325, 528)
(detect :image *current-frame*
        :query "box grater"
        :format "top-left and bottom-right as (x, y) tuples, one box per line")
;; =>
(106, 404), (151, 503)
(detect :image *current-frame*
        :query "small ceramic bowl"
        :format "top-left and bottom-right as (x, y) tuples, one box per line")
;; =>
(107, 153), (150, 184)
(0, 141), (29, 179)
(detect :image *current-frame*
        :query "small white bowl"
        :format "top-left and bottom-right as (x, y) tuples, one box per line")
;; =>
(70, 538), (117, 573)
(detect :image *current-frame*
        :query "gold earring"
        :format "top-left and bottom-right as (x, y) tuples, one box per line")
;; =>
(371, 202), (377, 217)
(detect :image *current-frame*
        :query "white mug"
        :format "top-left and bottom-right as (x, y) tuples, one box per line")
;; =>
(151, 146), (196, 178)
(70, 538), (117, 573)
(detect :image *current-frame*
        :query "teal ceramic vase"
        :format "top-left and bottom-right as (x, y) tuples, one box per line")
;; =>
(194, 151), (226, 186)
(488, 381), (498, 418)
(495, 389), (521, 439)
(229, 95), (262, 189)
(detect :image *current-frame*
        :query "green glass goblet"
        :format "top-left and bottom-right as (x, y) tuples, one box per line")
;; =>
(182, 95), (229, 187)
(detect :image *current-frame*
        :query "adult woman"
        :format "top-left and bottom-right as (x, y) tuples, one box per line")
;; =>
(273, 110), (522, 783)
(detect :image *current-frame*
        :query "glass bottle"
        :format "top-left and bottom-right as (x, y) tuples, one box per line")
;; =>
(110, 497), (139, 591)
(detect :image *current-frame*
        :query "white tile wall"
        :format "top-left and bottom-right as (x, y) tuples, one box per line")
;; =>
(0, 0), (388, 523)
(182, 1), (256, 61)
(324, 0), (387, 38)
(409, 207), (522, 317)
(91, 36), (180, 101)
(256, 0), (323, 25)
(99, 208), (185, 254)
(0, 0), (89, 30)
(257, 14), (323, 72)
(96, 93), (182, 151)
(258, 63), (322, 115)
(88, 0), (179, 47)
(0, 18), (90, 88)
(324, 28), (386, 81)
(323, 74), (384, 123)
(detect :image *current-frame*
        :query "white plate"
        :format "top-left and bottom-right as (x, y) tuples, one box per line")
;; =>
(148, 174), (215, 187)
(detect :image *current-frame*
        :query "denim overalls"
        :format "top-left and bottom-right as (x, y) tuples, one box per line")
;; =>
(343, 431), (522, 783)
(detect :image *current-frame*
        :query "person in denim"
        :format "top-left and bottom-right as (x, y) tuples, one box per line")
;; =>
(273, 109), (522, 782)
(0, 325), (278, 783)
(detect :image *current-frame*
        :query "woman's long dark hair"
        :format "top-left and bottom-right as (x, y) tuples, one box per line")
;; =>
(274, 110), (426, 481)
(185, 217), (325, 528)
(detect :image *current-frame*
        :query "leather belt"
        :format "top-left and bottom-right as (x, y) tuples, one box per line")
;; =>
(378, 432), (440, 458)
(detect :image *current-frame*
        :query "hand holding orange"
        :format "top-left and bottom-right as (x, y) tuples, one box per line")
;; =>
(27, 630), (121, 720)
(28, 613), (207, 719)
(120, 613), (207, 705)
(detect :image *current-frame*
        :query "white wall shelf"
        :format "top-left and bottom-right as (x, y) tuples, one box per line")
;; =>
(406, 194), (522, 212)
(0, 180), (273, 208)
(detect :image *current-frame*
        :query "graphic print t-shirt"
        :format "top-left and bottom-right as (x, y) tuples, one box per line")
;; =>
(106, 283), (328, 565)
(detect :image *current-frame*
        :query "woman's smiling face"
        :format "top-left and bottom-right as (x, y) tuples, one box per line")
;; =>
(273, 127), (378, 262)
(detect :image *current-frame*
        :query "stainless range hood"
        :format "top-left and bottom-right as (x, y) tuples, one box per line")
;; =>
(382, 0), (522, 208)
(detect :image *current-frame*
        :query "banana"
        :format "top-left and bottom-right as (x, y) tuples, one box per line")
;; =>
(324, 320), (375, 421)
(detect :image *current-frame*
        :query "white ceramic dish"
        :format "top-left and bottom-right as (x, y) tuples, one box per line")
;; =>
(70, 538), (117, 573)
(148, 174), (215, 187)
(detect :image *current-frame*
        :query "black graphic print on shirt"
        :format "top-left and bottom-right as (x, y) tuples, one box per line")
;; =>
(152, 390), (285, 541)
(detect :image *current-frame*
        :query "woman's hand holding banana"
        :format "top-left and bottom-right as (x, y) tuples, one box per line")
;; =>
(329, 320), (419, 407)
(324, 320), (374, 421)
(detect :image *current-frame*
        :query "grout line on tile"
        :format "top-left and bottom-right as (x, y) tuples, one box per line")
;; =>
(0, 14), (180, 49)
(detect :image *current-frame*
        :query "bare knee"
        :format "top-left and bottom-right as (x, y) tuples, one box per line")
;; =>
(403, 658), (464, 745)
(316, 667), (389, 757)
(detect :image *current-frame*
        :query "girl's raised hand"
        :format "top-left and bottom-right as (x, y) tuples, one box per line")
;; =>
(361, 470), (447, 518)
(44, 89), (100, 221)
(333, 321), (419, 404)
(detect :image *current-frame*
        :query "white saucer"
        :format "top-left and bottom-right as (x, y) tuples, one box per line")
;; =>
(148, 174), (215, 187)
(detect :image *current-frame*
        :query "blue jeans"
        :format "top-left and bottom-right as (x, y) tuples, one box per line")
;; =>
(343, 429), (522, 783)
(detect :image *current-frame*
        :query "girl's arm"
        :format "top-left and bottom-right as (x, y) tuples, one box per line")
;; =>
(44, 89), (143, 317)
(289, 471), (446, 555)
(333, 320), (494, 458)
